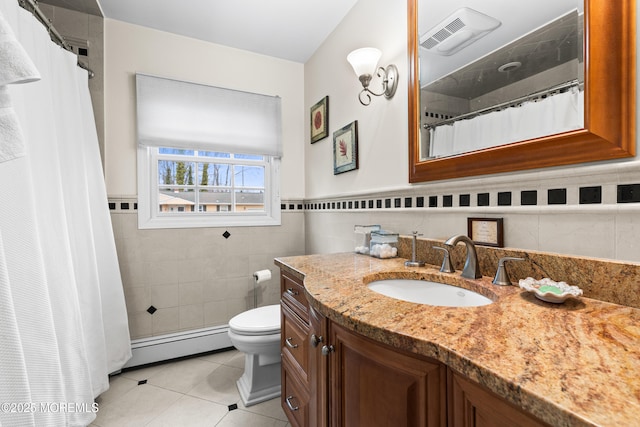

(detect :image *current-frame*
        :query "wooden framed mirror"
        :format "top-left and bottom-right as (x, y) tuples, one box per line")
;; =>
(408, 0), (635, 183)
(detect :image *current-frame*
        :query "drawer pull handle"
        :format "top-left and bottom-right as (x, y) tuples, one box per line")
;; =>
(310, 334), (323, 347)
(286, 288), (299, 296)
(285, 337), (298, 349)
(285, 395), (299, 411)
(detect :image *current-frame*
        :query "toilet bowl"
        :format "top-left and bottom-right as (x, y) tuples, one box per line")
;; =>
(228, 304), (281, 406)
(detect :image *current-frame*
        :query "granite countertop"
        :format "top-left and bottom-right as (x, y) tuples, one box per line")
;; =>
(274, 253), (640, 427)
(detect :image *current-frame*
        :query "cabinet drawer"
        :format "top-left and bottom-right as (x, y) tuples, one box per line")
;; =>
(281, 272), (308, 322)
(282, 357), (310, 427)
(282, 303), (310, 381)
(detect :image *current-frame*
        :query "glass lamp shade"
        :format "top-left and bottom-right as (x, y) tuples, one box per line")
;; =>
(347, 47), (382, 77)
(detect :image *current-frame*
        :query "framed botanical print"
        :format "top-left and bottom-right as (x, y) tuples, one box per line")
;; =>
(310, 96), (329, 143)
(333, 121), (358, 174)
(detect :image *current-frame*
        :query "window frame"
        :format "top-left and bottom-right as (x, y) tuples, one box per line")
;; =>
(137, 146), (281, 229)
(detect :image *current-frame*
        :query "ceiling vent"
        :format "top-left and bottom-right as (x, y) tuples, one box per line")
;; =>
(420, 7), (501, 56)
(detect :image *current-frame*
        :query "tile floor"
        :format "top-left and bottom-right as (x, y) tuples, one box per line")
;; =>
(91, 348), (291, 426)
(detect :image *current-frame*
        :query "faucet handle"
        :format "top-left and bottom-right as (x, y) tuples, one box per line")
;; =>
(404, 231), (426, 267)
(492, 257), (524, 286)
(433, 246), (455, 273)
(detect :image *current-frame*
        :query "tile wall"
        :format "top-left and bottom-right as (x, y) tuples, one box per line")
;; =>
(303, 162), (640, 263)
(110, 198), (305, 339)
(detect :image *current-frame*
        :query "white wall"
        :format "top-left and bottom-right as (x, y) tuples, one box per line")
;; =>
(102, 20), (307, 340)
(103, 19), (305, 199)
(303, 0), (640, 263)
(304, 0), (409, 198)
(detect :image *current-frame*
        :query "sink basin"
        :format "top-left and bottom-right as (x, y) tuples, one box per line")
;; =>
(367, 279), (493, 307)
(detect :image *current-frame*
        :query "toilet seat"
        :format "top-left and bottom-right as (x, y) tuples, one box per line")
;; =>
(229, 304), (280, 335)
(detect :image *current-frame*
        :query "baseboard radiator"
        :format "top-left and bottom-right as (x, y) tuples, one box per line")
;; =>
(122, 325), (234, 369)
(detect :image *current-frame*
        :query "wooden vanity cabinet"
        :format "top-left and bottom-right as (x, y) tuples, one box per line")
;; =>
(281, 272), (328, 427)
(280, 271), (547, 427)
(448, 372), (550, 427)
(280, 268), (447, 427)
(329, 321), (447, 427)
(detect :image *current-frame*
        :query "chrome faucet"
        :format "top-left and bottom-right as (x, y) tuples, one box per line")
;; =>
(492, 257), (524, 286)
(444, 234), (481, 279)
(433, 246), (454, 273)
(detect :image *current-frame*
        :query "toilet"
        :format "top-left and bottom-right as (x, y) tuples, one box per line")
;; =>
(228, 304), (281, 406)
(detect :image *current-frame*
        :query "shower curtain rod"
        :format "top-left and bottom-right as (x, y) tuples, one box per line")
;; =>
(18, 0), (95, 79)
(424, 79), (582, 130)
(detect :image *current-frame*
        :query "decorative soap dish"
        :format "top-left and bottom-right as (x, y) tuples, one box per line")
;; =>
(518, 277), (583, 303)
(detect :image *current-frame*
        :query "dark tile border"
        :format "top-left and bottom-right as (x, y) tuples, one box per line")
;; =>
(111, 183), (640, 214)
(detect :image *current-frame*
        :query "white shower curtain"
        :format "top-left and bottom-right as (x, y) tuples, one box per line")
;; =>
(0, 1), (131, 426)
(430, 87), (584, 158)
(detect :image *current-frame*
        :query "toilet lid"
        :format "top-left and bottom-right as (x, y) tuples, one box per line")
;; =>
(229, 304), (281, 334)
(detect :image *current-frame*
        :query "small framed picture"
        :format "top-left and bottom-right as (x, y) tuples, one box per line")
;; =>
(310, 96), (329, 143)
(333, 121), (358, 175)
(467, 217), (504, 247)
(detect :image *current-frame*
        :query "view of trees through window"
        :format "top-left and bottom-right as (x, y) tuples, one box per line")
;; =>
(157, 148), (266, 214)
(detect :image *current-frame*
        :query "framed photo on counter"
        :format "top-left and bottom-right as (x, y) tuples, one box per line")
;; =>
(468, 217), (504, 247)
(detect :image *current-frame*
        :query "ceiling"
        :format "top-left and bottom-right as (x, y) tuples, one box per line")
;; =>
(40, 0), (584, 97)
(40, 0), (103, 16)
(419, 0), (584, 90)
(40, 0), (358, 63)
(426, 10), (582, 100)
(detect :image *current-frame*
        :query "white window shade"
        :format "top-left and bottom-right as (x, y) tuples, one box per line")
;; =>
(136, 74), (282, 157)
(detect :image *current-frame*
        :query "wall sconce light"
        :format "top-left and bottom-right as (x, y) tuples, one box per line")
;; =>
(347, 47), (398, 106)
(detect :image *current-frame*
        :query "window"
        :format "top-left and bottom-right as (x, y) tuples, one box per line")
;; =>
(138, 146), (280, 228)
(135, 74), (282, 229)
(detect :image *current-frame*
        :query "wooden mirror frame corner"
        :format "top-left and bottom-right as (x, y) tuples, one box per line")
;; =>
(408, 0), (636, 183)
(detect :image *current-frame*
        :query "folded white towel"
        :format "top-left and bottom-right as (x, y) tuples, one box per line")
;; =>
(0, 10), (40, 86)
(0, 86), (25, 162)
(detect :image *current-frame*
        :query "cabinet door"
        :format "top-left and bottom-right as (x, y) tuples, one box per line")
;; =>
(329, 322), (446, 427)
(448, 371), (549, 427)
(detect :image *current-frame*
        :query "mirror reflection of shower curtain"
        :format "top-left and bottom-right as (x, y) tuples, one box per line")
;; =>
(430, 88), (584, 158)
(0, 1), (131, 426)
